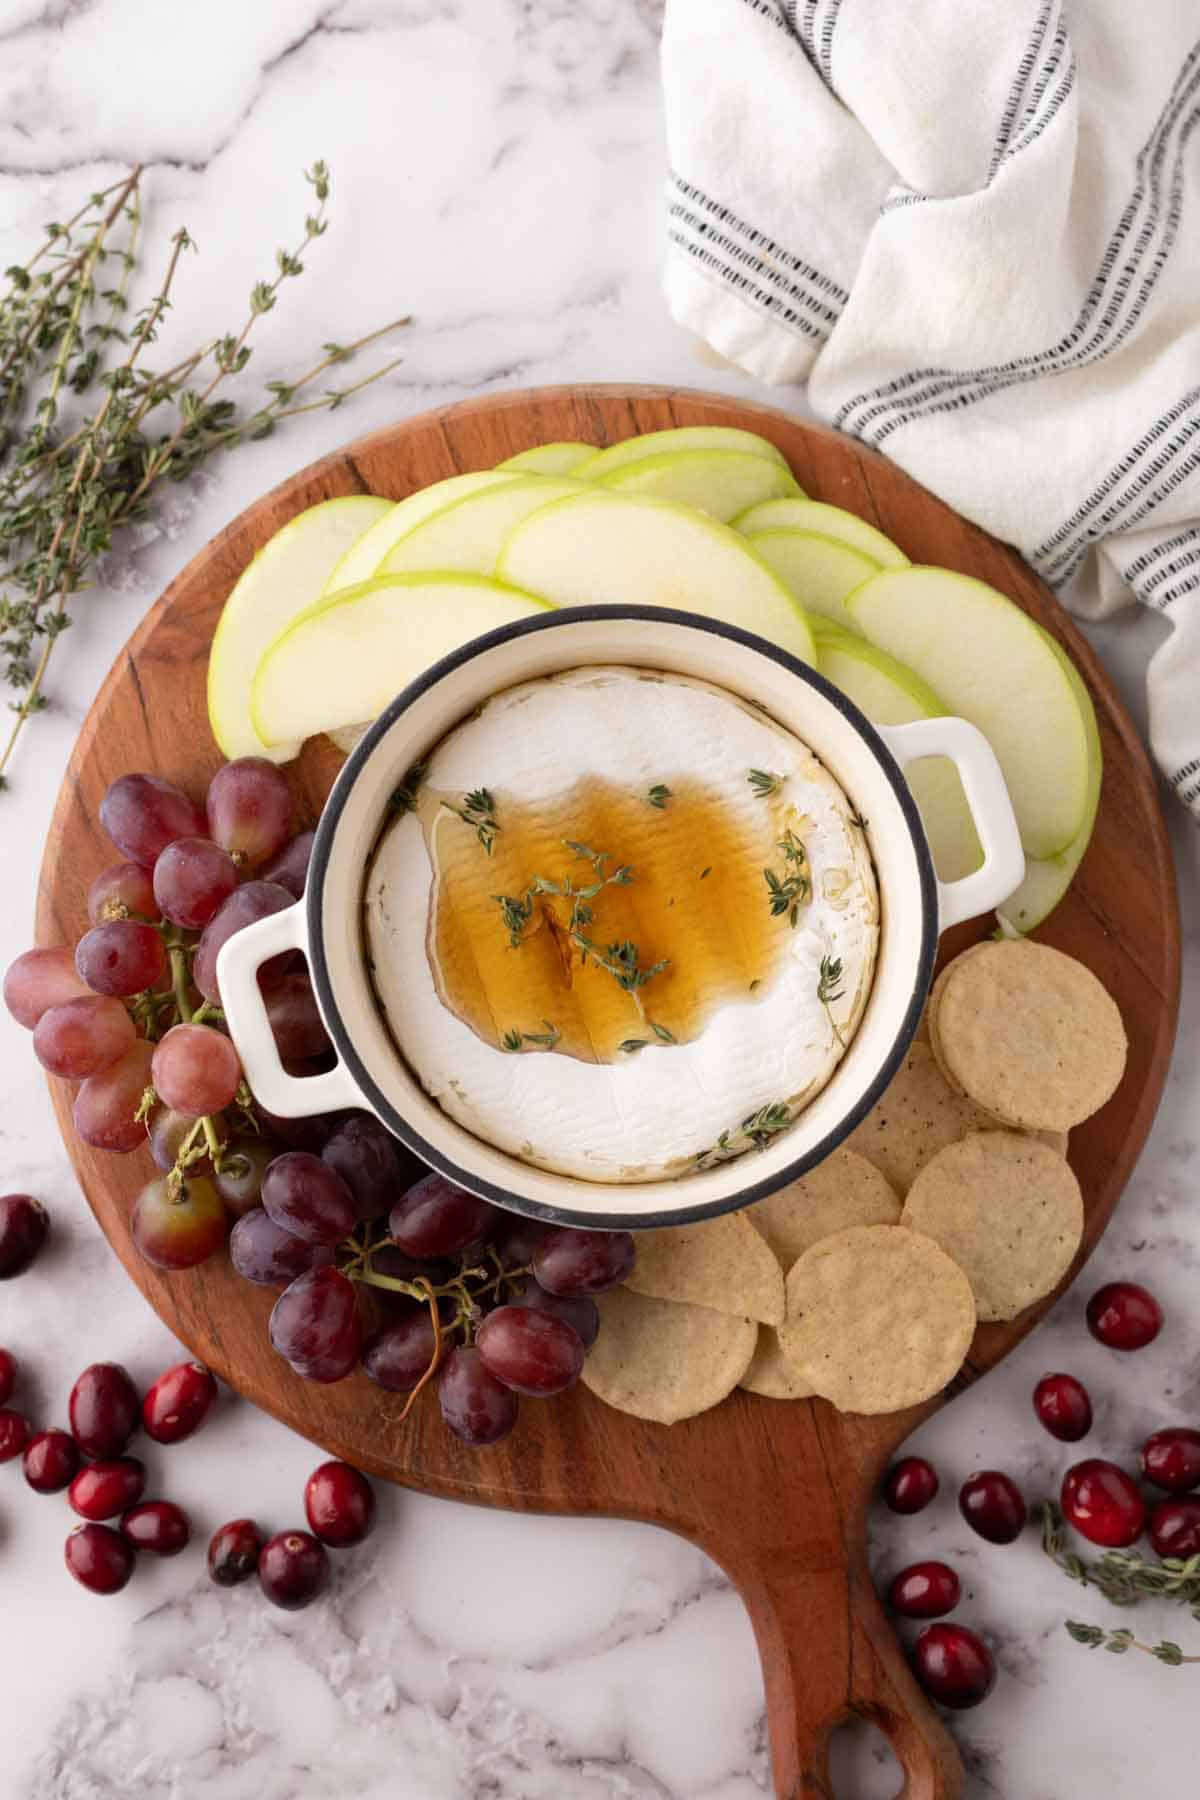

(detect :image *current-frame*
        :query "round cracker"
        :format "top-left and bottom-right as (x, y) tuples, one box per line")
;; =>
(582, 1287), (756, 1423)
(748, 1149), (900, 1267)
(843, 1042), (1004, 1193)
(779, 1225), (975, 1414)
(900, 1131), (1084, 1322)
(625, 1211), (785, 1326)
(740, 1324), (816, 1399)
(935, 940), (1127, 1130)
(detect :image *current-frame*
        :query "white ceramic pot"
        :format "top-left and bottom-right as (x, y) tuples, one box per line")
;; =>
(218, 608), (1023, 1227)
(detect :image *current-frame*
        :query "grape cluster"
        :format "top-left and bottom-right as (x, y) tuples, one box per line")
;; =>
(5, 755), (638, 1451)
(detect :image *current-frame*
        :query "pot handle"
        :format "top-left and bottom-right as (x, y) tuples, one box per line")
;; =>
(876, 718), (1025, 932)
(216, 902), (365, 1118)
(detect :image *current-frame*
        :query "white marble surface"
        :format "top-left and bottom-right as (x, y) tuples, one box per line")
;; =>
(0, 3), (1196, 1796)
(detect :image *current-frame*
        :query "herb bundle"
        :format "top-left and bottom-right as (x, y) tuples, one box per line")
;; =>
(0, 162), (408, 789)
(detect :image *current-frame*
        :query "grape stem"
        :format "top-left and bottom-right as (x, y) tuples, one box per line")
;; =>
(167, 943), (193, 1022)
(395, 1281), (443, 1426)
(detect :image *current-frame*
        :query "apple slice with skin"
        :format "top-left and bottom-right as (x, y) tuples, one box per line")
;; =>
(208, 494), (392, 763)
(846, 567), (1092, 860)
(325, 471), (518, 592)
(598, 449), (800, 521)
(743, 529), (880, 633)
(497, 442), (595, 476)
(576, 425), (791, 480)
(735, 497), (909, 569)
(379, 475), (589, 576)
(497, 489), (815, 665)
(816, 627), (982, 882)
(252, 573), (553, 750)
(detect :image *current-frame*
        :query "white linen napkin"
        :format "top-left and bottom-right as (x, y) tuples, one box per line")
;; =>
(662, 0), (1200, 818)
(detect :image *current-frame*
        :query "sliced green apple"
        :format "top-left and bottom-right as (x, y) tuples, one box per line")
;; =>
(743, 529), (879, 633)
(252, 574), (552, 749)
(846, 567), (1092, 860)
(379, 475), (588, 577)
(816, 631), (982, 882)
(497, 442), (595, 476)
(576, 425), (791, 481)
(735, 497), (909, 569)
(599, 449), (799, 522)
(208, 494), (392, 763)
(325, 471), (518, 592)
(496, 489), (815, 665)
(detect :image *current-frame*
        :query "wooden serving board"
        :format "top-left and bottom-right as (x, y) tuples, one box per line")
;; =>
(37, 387), (1180, 1799)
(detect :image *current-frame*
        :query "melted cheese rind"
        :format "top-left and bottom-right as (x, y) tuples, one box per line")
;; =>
(364, 668), (878, 1182)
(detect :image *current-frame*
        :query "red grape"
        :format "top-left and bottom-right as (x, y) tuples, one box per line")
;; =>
(912, 1623), (995, 1710)
(438, 1345), (519, 1445)
(100, 772), (205, 867)
(490, 1213), (550, 1269)
(132, 1174), (227, 1270)
(1086, 1281), (1163, 1350)
(73, 1040), (155, 1152)
(0, 1194), (49, 1278)
(304, 1460), (376, 1547)
(262, 829), (315, 898)
(23, 1428), (79, 1494)
(152, 1023), (241, 1116)
(141, 1361), (217, 1444)
(477, 1305), (585, 1396)
(361, 1309), (443, 1392)
(507, 1274), (599, 1349)
(265, 971), (330, 1060)
(887, 1561), (961, 1620)
(148, 1106), (214, 1174)
(255, 1097), (340, 1154)
(207, 758), (293, 866)
(230, 1208), (335, 1286)
(1060, 1459), (1145, 1547)
(213, 1136), (276, 1216)
(322, 1114), (414, 1222)
(532, 1226), (635, 1298)
(75, 921), (166, 997)
(4, 945), (89, 1028)
(65, 1522), (136, 1595)
(258, 1530), (329, 1609)
(69, 1456), (146, 1520)
(0, 1348), (14, 1405)
(69, 1362), (139, 1458)
(1141, 1427), (1200, 1494)
(261, 1151), (357, 1245)
(1032, 1373), (1092, 1442)
(0, 1409), (32, 1460)
(34, 994), (135, 1078)
(389, 1173), (496, 1259)
(269, 1266), (362, 1382)
(153, 836), (239, 929)
(208, 1518), (264, 1585)
(88, 860), (160, 925)
(121, 1500), (190, 1556)
(193, 880), (295, 1004)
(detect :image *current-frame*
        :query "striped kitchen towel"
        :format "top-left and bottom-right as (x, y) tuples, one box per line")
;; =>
(662, 0), (1200, 817)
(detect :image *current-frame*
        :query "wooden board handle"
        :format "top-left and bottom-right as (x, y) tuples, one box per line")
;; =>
(738, 1553), (964, 1798)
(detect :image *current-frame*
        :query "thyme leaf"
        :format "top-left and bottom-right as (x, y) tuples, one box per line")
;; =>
(501, 1020), (561, 1053)
(817, 954), (846, 1045)
(645, 783), (672, 809)
(748, 768), (784, 798)
(445, 787), (499, 854)
(764, 829), (811, 927)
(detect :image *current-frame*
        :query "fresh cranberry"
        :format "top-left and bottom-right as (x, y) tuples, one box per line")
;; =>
(304, 1460), (376, 1548)
(208, 1518), (265, 1586)
(65, 1522), (136, 1594)
(68, 1456), (145, 1521)
(0, 1347), (14, 1405)
(1086, 1281), (1163, 1351)
(1032, 1373), (1092, 1442)
(1141, 1428), (1200, 1494)
(912, 1623), (995, 1710)
(0, 1193), (49, 1278)
(23, 1428), (79, 1493)
(258, 1530), (329, 1610)
(121, 1500), (191, 1556)
(959, 1471), (1027, 1545)
(1061, 1459), (1145, 1547)
(69, 1361), (139, 1458)
(141, 1361), (217, 1444)
(882, 1456), (938, 1515)
(0, 1408), (31, 1461)
(1149, 1497), (1200, 1560)
(887, 1561), (961, 1619)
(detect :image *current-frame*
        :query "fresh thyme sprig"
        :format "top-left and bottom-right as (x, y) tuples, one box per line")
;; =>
(764, 829), (811, 927)
(1042, 1502), (1200, 1614)
(388, 761), (428, 817)
(0, 160), (409, 788)
(501, 1020), (560, 1053)
(694, 1099), (792, 1169)
(748, 768), (783, 798)
(1065, 1622), (1194, 1665)
(492, 840), (667, 995)
(618, 1021), (676, 1054)
(818, 954), (846, 1044)
(445, 787), (499, 854)
(645, 783), (671, 809)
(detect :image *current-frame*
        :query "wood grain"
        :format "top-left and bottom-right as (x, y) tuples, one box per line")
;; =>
(36, 386), (1181, 1799)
